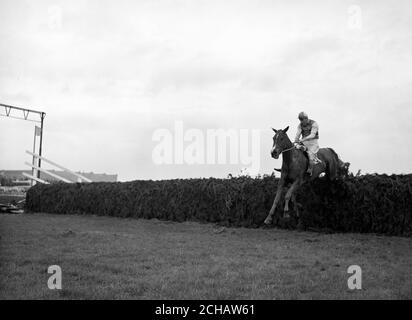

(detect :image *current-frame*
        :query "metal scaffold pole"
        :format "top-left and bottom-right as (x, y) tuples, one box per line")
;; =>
(0, 102), (46, 180)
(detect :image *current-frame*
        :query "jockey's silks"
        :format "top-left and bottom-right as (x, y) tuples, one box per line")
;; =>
(301, 119), (319, 140)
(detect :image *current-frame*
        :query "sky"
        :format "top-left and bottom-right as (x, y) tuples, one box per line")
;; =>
(1, 0), (412, 181)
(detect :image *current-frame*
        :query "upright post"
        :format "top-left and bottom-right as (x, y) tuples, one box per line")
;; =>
(37, 112), (45, 179)
(31, 127), (37, 186)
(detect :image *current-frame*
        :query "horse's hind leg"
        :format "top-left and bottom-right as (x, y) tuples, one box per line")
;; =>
(292, 193), (299, 217)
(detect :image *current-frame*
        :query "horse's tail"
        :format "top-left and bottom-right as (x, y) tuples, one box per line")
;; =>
(328, 148), (340, 163)
(327, 148), (350, 178)
(322, 148), (338, 180)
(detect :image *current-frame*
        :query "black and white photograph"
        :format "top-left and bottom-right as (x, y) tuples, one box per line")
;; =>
(1, 0), (412, 304)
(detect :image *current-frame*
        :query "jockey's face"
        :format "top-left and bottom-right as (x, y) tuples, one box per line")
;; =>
(300, 117), (309, 126)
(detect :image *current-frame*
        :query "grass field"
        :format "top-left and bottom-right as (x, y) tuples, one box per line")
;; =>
(1, 213), (411, 299)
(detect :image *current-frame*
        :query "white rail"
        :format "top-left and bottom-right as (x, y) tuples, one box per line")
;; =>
(24, 162), (73, 183)
(22, 172), (50, 184)
(25, 150), (92, 184)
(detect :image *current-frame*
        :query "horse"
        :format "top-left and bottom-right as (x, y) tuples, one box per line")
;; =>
(264, 126), (350, 225)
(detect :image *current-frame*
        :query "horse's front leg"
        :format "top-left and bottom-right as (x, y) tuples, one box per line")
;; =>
(283, 180), (300, 218)
(264, 178), (284, 225)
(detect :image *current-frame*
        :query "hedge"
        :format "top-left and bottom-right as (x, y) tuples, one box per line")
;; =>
(25, 174), (412, 236)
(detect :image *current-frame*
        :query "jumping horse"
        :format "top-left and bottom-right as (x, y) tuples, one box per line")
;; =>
(264, 126), (349, 225)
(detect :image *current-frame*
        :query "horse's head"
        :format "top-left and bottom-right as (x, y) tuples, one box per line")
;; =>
(270, 126), (290, 159)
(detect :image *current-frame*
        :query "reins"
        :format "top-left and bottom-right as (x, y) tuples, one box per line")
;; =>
(280, 143), (301, 154)
(280, 146), (295, 154)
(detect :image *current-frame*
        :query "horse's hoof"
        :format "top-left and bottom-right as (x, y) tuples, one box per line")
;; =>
(283, 211), (290, 218)
(264, 218), (272, 225)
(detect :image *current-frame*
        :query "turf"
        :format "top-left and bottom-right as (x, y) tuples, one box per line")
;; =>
(1, 213), (411, 299)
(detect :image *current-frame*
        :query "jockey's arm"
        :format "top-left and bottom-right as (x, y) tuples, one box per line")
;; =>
(294, 124), (302, 143)
(300, 121), (319, 142)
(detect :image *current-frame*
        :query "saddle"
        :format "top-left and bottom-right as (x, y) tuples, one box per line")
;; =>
(296, 144), (322, 165)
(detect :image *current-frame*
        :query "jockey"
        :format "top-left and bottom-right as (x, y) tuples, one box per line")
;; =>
(294, 112), (320, 176)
